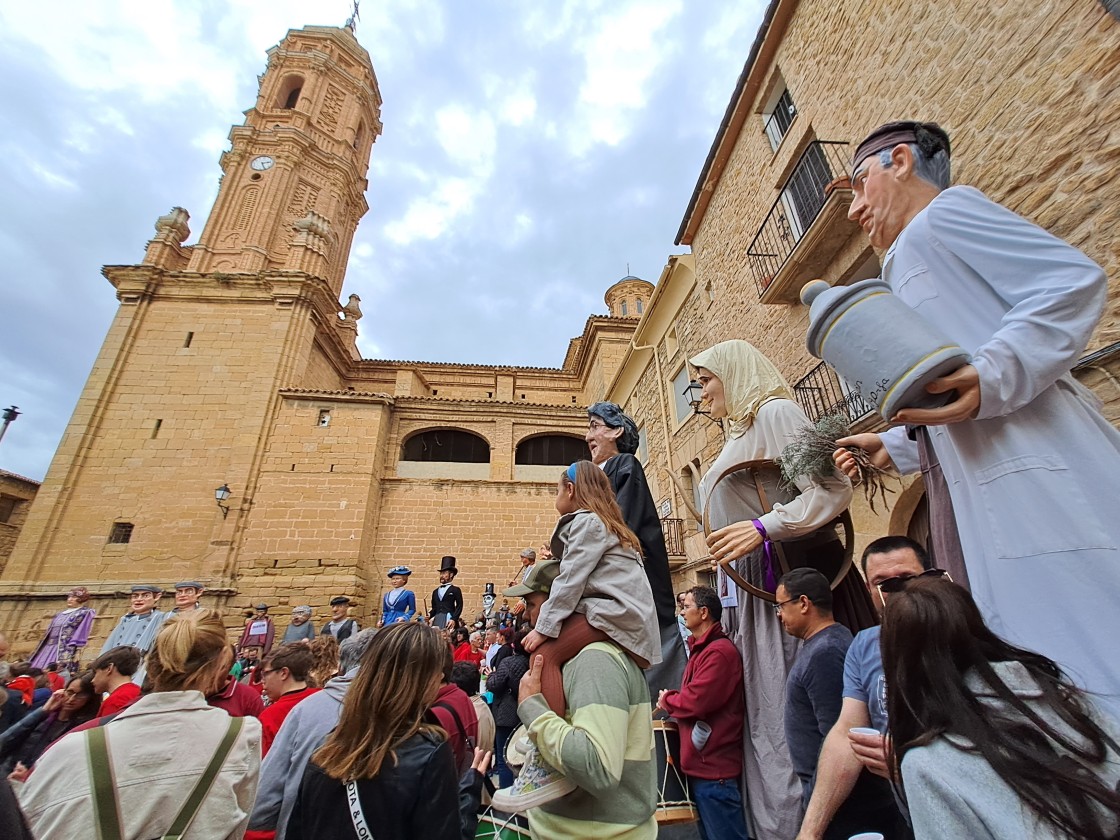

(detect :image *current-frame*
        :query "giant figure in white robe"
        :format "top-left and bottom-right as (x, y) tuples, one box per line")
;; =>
(840, 121), (1120, 718)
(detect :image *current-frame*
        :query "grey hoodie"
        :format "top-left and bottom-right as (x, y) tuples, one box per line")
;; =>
(249, 668), (355, 840)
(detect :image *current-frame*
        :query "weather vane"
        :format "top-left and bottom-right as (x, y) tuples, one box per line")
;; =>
(345, 0), (361, 32)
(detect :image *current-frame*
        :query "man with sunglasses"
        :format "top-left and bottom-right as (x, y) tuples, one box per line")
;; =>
(796, 536), (944, 840)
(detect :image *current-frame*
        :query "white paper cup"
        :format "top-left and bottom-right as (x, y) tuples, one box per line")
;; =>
(847, 834), (885, 840)
(848, 727), (880, 737)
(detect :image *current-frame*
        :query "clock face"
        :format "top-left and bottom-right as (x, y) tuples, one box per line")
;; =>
(250, 155), (274, 171)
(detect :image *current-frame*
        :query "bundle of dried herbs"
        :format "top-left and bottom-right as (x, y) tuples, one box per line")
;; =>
(777, 414), (897, 513)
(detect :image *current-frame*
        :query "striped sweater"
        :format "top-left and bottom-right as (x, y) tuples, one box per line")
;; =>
(519, 641), (657, 839)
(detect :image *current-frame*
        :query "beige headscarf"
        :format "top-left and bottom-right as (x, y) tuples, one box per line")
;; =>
(689, 339), (794, 439)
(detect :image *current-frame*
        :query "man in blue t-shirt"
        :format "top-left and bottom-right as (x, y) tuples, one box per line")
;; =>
(796, 536), (936, 840)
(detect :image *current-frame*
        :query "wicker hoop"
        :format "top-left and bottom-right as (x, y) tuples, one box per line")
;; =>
(702, 458), (854, 603)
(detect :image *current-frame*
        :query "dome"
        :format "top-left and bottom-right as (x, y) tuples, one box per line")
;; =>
(604, 275), (654, 318)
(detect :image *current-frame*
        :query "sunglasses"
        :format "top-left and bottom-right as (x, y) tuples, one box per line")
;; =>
(875, 568), (951, 598)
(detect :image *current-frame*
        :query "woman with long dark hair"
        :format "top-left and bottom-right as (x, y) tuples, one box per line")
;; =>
(881, 577), (1120, 839)
(287, 622), (488, 840)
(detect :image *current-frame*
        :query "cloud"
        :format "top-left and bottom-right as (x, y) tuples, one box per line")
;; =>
(0, 1), (765, 480)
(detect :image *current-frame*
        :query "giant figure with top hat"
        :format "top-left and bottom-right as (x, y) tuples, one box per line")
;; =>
(429, 556), (463, 629)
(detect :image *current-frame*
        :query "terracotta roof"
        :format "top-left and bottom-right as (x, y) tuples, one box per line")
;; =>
(0, 469), (41, 486)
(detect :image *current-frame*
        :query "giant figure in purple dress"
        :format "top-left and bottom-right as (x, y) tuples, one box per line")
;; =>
(30, 587), (96, 676)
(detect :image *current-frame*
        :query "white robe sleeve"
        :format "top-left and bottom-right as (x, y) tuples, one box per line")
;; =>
(923, 188), (1106, 420)
(880, 425), (921, 475)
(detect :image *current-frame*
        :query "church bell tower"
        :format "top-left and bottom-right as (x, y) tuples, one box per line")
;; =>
(0, 24), (383, 624)
(185, 25), (382, 294)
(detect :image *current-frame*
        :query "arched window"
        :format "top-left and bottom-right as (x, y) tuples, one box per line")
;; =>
(275, 75), (304, 110)
(401, 429), (490, 463)
(515, 435), (590, 466)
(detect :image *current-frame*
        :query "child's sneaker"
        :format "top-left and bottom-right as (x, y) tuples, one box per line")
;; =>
(490, 744), (575, 813)
(504, 728), (532, 769)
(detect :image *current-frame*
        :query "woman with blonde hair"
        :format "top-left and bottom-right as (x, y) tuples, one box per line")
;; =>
(16, 609), (261, 839)
(286, 622), (489, 840)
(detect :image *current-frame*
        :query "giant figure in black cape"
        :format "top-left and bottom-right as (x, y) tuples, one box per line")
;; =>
(587, 402), (688, 693)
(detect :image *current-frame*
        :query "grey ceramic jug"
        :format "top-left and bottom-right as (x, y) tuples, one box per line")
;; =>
(801, 278), (970, 420)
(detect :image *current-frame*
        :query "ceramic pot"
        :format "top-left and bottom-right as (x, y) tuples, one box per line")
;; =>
(801, 278), (970, 420)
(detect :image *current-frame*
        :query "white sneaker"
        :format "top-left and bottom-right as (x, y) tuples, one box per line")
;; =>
(490, 744), (576, 813)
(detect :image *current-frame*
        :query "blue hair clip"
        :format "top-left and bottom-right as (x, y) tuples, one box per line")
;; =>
(566, 462), (579, 483)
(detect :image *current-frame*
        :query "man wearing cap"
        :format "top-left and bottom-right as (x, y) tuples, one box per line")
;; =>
(101, 585), (168, 656)
(379, 566), (416, 626)
(321, 597), (360, 642)
(506, 558), (657, 838)
(282, 606), (316, 644)
(171, 581), (204, 614)
(430, 556), (464, 630)
(834, 120), (1120, 715)
(238, 603), (275, 657)
(587, 401), (688, 694)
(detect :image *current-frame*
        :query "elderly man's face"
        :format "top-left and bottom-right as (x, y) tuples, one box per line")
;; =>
(291, 612), (309, 625)
(585, 417), (623, 464)
(848, 147), (911, 250)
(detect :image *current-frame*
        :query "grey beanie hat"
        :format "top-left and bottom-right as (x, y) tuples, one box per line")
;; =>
(587, 402), (639, 454)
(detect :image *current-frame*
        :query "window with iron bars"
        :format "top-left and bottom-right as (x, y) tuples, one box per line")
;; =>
(763, 88), (797, 151)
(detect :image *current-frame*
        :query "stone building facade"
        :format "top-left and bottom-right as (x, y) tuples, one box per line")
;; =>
(0, 25), (651, 655)
(607, 0), (1120, 590)
(0, 471), (39, 574)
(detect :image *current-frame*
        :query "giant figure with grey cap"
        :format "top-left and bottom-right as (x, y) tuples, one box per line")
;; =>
(832, 120), (1120, 716)
(586, 401), (688, 693)
(100, 585), (169, 685)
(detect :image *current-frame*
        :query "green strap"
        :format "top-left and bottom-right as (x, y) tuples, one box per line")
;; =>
(86, 726), (125, 840)
(164, 715), (244, 840)
(84, 716), (244, 840)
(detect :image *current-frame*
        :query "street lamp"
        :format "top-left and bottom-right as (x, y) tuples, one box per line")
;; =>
(215, 484), (232, 518)
(0, 406), (20, 446)
(682, 382), (722, 427)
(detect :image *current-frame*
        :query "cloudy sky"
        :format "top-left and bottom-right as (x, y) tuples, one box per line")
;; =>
(0, 0), (764, 481)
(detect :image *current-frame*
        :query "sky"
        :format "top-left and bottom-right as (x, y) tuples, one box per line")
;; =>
(0, 0), (765, 481)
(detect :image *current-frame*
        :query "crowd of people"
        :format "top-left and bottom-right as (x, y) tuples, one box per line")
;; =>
(2, 118), (1120, 839)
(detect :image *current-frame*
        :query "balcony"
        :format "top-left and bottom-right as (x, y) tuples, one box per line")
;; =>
(747, 140), (861, 304)
(793, 360), (882, 430)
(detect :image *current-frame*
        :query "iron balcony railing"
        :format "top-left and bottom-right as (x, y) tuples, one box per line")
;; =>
(661, 517), (685, 557)
(793, 360), (876, 425)
(747, 140), (852, 298)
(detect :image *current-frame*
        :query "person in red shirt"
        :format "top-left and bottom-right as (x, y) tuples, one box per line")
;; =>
(207, 646), (264, 718)
(453, 630), (485, 668)
(657, 585), (748, 840)
(90, 646), (143, 717)
(256, 644), (320, 756)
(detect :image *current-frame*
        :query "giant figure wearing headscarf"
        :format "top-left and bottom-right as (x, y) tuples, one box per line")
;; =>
(691, 339), (876, 840)
(586, 402), (688, 693)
